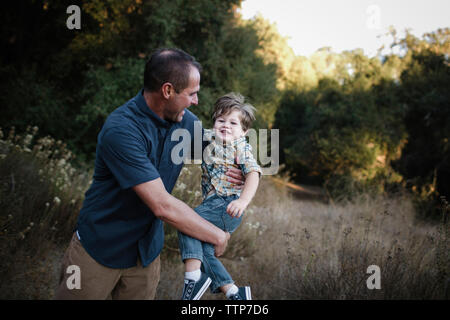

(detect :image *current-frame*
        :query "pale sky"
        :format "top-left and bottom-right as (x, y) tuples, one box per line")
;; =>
(239, 0), (450, 57)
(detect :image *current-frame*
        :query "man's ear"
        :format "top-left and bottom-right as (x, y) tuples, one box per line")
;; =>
(161, 82), (173, 99)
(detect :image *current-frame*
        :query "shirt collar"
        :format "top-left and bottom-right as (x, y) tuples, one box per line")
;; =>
(135, 89), (171, 128)
(232, 136), (247, 147)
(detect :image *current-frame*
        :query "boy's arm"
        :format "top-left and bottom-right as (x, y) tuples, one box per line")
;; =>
(226, 171), (260, 218)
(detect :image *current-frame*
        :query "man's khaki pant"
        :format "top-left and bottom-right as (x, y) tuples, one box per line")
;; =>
(54, 232), (160, 300)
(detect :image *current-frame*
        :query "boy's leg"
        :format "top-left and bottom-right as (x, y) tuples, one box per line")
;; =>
(198, 195), (245, 295)
(184, 258), (202, 283)
(177, 194), (243, 297)
(177, 231), (211, 300)
(177, 195), (226, 270)
(201, 241), (234, 293)
(185, 258), (202, 272)
(201, 208), (252, 300)
(221, 283), (234, 294)
(177, 231), (204, 266)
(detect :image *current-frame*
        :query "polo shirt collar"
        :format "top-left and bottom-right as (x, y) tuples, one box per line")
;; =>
(136, 89), (171, 128)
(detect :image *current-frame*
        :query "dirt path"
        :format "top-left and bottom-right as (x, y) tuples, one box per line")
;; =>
(269, 177), (327, 201)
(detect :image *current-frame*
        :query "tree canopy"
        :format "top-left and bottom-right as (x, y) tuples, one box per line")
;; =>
(1, 1), (448, 218)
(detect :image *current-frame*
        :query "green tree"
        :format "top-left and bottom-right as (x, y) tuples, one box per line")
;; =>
(393, 29), (450, 218)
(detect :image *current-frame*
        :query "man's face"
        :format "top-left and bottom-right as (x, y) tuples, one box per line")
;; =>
(164, 67), (200, 122)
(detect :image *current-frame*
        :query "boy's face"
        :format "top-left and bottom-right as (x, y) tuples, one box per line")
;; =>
(213, 110), (247, 143)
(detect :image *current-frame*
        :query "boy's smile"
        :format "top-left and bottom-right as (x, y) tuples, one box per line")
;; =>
(213, 110), (247, 143)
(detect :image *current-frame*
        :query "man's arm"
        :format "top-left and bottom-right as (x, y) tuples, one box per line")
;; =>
(133, 178), (230, 256)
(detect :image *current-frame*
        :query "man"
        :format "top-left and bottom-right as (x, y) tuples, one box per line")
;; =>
(55, 48), (243, 299)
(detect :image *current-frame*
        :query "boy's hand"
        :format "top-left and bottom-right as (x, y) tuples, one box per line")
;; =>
(226, 198), (249, 218)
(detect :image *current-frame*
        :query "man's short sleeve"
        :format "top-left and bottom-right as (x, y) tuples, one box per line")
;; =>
(100, 127), (160, 189)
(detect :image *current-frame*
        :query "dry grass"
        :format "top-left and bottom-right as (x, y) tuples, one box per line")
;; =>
(0, 126), (90, 299)
(157, 168), (449, 300)
(1, 134), (448, 299)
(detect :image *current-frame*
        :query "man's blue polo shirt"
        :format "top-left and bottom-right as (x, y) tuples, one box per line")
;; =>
(76, 89), (199, 268)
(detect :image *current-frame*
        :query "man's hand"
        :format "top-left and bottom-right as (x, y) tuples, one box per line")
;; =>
(225, 156), (245, 187)
(133, 179), (230, 252)
(214, 231), (230, 257)
(226, 198), (249, 218)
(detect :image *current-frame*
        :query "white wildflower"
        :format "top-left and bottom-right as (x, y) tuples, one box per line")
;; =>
(23, 134), (33, 147)
(53, 196), (61, 205)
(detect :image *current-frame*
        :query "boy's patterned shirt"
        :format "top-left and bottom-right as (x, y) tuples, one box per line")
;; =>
(201, 129), (262, 199)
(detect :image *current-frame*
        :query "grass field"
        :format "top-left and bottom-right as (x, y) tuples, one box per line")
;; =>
(158, 167), (449, 299)
(0, 137), (448, 299)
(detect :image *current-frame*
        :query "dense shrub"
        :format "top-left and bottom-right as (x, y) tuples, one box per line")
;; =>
(274, 30), (449, 218)
(0, 126), (91, 297)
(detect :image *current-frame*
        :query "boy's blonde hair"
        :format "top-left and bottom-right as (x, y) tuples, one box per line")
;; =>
(212, 92), (256, 131)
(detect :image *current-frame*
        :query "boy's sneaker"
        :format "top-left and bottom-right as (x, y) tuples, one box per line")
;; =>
(228, 286), (252, 300)
(181, 273), (212, 300)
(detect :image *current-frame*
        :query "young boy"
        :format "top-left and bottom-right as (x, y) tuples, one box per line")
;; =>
(178, 92), (261, 300)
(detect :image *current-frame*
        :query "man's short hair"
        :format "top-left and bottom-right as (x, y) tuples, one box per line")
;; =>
(144, 48), (202, 93)
(212, 92), (256, 131)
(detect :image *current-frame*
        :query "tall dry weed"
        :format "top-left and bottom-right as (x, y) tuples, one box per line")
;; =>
(0, 126), (91, 298)
(157, 166), (449, 299)
(236, 181), (448, 299)
(1, 135), (447, 300)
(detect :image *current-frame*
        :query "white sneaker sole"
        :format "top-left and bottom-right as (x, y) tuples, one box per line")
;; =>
(193, 277), (212, 300)
(245, 286), (252, 300)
